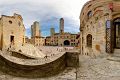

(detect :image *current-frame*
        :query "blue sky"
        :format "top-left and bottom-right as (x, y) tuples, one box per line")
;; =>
(0, 0), (89, 37)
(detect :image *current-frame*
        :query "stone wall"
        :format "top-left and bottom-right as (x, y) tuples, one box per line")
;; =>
(10, 51), (35, 59)
(0, 13), (25, 50)
(66, 51), (79, 67)
(0, 50), (79, 78)
(80, 0), (113, 56)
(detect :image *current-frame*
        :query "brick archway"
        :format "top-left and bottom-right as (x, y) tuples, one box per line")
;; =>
(64, 40), (70, 46)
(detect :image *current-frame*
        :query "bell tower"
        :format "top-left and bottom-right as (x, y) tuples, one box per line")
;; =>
(31, 21), (41, 37)
(50, 27), (55, 36)
(59, 18), (64, 33)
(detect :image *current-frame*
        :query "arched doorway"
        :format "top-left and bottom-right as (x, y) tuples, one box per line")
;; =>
(86, 34), (92, 48)
(64, 40), (70, 46)
(10, 35), (14, 45)
(114, 18), (120, 48)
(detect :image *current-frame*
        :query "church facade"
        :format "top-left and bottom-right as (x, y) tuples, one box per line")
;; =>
(80, 0), (120, 56)
(0, 13), (25, 50)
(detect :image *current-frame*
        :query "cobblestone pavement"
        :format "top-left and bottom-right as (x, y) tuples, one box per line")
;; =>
(77, 55), (120, 80)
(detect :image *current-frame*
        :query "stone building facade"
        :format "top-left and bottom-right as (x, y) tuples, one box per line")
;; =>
(25, 36), (31, 44)
(45, 36), (51, 46)
(80, 0), (120, 56)
(45, 18), (79, 47)
(30, 21), (45, 46)
(0, 13), (25, 50)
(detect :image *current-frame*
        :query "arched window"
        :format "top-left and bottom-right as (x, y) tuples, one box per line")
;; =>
(87, 11), (92, 19)
(18, 22), (21, 26)
(87, 34), (92, 47)
(9, 20), (12, 24)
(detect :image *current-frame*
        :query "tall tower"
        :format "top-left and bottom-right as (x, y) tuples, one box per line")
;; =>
(31, 21), (41, 37)
(59, 18), (64, 33)
(31, 25), (34, 37)
(50, 27), (55, 36)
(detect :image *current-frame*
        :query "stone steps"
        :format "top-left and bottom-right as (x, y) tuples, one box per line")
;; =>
(107, 56), (120, 62)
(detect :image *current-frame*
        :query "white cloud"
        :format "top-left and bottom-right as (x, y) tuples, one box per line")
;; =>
(0, 0), (89, 36)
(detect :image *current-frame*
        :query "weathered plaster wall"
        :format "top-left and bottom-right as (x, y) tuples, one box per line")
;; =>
(0, 14), (25, 50)
(80, 0), (114, 56)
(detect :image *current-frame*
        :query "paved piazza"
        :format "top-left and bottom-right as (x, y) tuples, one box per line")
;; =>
(77, 55), (120, 80)
(0, 46), (77, 80)
(0, 46), (120, 80)
(37, 46), (75, 57)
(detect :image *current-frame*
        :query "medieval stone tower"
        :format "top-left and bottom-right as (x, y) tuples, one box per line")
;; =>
(59, 18), (64, 33)
(31, 21), (41, 37)
(31, 21), (45, 46)
(50, 27), (55, 36)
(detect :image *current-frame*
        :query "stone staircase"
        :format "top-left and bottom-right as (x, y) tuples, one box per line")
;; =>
(107, 49), (120, 62)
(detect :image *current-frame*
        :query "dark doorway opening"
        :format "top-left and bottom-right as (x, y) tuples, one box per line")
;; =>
(64, 40), (70, 46)
(114, 18), (120, 48)
(10, 36), (14, 43)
